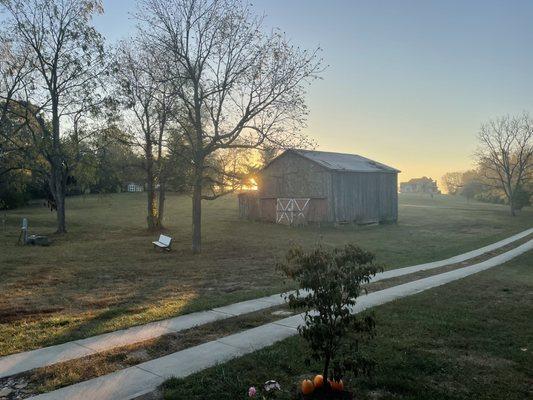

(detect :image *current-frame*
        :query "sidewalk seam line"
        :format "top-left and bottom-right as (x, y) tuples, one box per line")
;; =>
(215, 339), (248, 351)
(209, 309), (238, 317)
(72, 342), (98, 353)
(271, 321), (299, 330)
(133, 364), (165, 378)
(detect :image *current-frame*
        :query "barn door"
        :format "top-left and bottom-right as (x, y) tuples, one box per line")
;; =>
(276, 198), (310, 225)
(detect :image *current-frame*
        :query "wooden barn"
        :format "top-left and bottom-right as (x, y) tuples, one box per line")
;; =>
(239, 149), (400, 225)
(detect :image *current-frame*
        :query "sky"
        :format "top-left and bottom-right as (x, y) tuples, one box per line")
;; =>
(94, 0), (533, 187)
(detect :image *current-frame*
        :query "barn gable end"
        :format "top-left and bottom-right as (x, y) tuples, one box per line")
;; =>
(259, 150), (332, 199)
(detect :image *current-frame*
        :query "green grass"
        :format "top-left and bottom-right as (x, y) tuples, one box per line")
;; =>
(0, 192), (531, 355)
(162, 252), (533, 400)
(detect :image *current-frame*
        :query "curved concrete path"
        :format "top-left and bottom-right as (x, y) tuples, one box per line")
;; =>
(373, 227), (533, 281)
(0, 228), (531, 379)
(27, 239), (533, 400)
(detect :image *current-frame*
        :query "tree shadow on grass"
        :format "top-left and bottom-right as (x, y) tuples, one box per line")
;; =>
(38, 284), (199, 349)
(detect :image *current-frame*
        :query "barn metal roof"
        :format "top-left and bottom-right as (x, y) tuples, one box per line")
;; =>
(290, 149), (400, 173)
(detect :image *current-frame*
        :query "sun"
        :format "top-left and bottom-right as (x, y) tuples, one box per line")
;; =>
(242, 177), (258, 191)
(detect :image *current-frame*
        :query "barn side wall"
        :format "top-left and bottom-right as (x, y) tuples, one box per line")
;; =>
(331, 172), (398, 223)
(238, 192), (260, 219)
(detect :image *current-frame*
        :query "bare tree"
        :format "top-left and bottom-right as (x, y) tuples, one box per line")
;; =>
(0, 0), (107, 233)
(260, 145), (281, 167)
(441, 172), (463, 195)
(0, 34), (32, 177)
(476, 113), (533, 215)
(136, 0), (323, 253)
(114, 42), (174, 229)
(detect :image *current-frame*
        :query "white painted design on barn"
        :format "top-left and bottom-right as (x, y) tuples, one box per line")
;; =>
(276, 198), (310, 225)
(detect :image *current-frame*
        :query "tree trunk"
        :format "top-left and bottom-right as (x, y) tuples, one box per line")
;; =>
(192, 161), (203, 254)
(146, 140), (157, 230)
(156, 126), (165, 228)
(48, 168), (66, 233)
(507, 186), (516, 217)
(157, 181), (165, 228)
(55, 185), (66, 233)
(51, 97), (66, 233)
(146, 170), (157, 229)
(323, 352), (331, 385)
(509, 199), (516, 216)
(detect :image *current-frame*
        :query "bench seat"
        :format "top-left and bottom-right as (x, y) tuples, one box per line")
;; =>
(152, 234), (172, 250)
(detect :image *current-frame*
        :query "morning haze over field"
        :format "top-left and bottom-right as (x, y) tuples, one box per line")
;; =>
(94, 0), (533, 185)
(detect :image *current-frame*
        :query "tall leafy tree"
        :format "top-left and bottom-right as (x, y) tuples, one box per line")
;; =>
(0, 0), (107, 232)
(113, 42), (174, 229)
(91, 123), (141, 194)
(0, 31), (32, 178)
(476, 113), (533, 215)
(136, 0), (323, 252)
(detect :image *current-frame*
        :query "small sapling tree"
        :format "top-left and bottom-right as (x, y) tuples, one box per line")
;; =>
(278, 244), (382, 392)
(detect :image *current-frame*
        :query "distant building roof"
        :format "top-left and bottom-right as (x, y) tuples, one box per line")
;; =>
(402, 176), (436, 185)
(288, 149), (400, 173)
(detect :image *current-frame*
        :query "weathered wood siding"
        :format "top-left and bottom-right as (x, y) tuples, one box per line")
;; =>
(259, 152), (332, 199)
(238, 192), (260, 219)
(305, 198), (329, 222)
(259, 198), (277, 222)
(259, 152), (333, 220)
(254, 151), (398, 224)
(331, 172), (397, 223)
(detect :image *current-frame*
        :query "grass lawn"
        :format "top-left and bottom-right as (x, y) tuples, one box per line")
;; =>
(0, 192), (531, 356)
(162, 251), (533, 400)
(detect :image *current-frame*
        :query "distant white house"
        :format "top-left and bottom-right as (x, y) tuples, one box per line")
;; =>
(127, 183), (144, 192)
(400, 177), (440, 194)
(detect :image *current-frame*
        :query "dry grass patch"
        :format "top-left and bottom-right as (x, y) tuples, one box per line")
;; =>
(1, 192), (531, 355)
(0, 305), (293, 398)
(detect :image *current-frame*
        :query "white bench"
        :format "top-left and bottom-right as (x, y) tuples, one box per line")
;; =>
(152, 234), (172, 251)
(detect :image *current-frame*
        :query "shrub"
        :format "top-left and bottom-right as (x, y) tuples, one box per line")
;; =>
(511, 186), (531, 211)
(474, 191), (506, 205)
(278, 244), (382, 387)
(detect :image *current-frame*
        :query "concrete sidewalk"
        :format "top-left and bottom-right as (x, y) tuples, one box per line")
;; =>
(27, 239), (533, 400)
(1, 227), (531, 379)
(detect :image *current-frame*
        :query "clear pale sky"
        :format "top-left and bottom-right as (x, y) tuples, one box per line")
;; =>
(95, 0), (533, 186)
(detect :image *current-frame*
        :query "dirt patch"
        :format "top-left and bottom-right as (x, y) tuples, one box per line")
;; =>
(0, 308), (65, 324)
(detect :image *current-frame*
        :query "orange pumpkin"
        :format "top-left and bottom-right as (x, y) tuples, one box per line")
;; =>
(301, 379), (315, 395)
(313, 374), (324, 388)
(328, 379), (344, 392)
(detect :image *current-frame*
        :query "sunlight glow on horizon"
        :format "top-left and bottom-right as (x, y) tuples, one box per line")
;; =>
(95, 0), (533, 191)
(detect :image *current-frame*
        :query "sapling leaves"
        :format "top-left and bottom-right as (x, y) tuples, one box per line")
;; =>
(278, 243), (383, 382)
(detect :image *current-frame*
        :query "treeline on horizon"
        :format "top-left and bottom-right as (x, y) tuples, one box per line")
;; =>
(1, 0), (531, 254)
(442, 167), (532, 209)
(0, 123), (266, 210)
